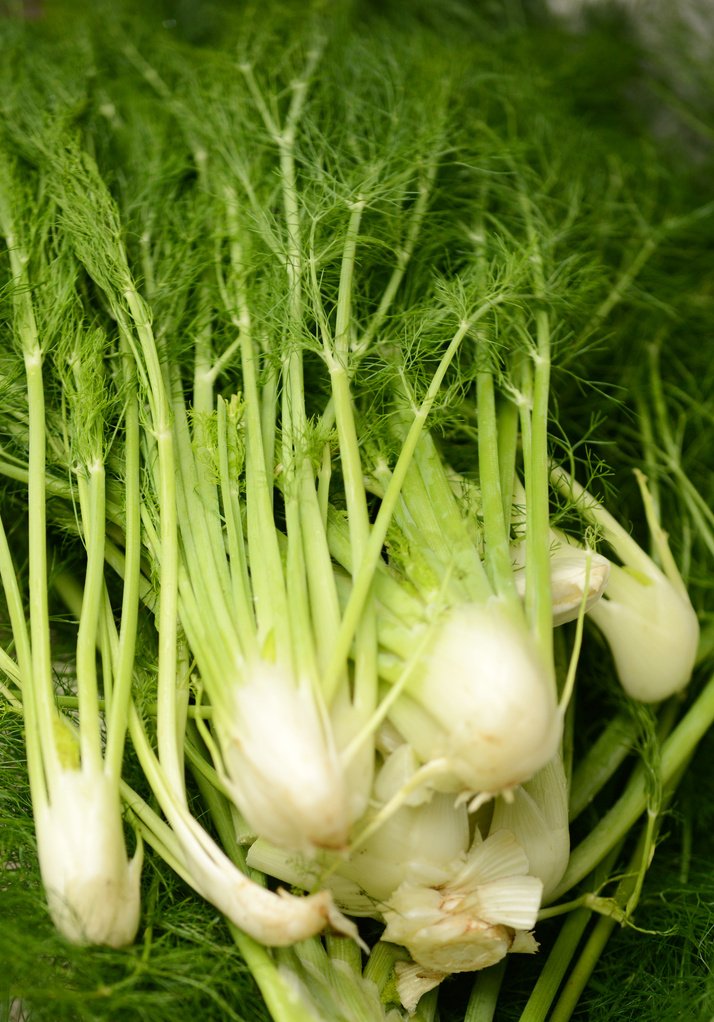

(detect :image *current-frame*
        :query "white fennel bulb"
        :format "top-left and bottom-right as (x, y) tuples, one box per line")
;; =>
(552, 466), (699, 702)
(390, 600), (563, 796)
(344, 744), (470, 904)
(587, 560), (699, 702)
(216, 661), (350, 853)
(246, 753), (543, 980)
(382, 828), (541, 1009)
(35, 766), (142, 948)
(246, 742), (470, 917)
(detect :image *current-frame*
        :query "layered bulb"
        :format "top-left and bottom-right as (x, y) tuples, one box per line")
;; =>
(216, 660), (351, 853)
(552, 467), (699, 703)
(385, 828), (542, 1012)
(388, 600), (563, 797)
(587, 560), (699, 702)
(35, 766), (142, 948)
(247, 743), (546, 1010)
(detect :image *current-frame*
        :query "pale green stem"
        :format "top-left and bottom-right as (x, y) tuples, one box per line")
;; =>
(226, 205), (290, 656)
(550, 667), (714, 901)
(386, 416), (485, 601)
(465, 960), (507, 1022)
(228, 923), (323, 1022)
(568, 713), (635, 821)
(322, 303), (500, 699)
(104, 338), (142, 783)
(550, 465), (664, 580)
(241, 322), (291, 657)
(169, 368), (238, 654)
(0, 647), (21, 686)
(216, 396), (257, 657)
(557, 552), (592, 714)
(281, 385), (319, 686)
(0, 183), (60, 795)
(517, 908), (593, 1022)
(192, 285), (215, 420)
(476, 369), (519, 608)
(259, 357), (279, 499)
(0, 681), (22, 711)
(0, 511), (44, 804)
(331, 201), (369, 562)
(124, 289), (181, 797)
(496, 396), (519, 528)
(363, 941), (407, 993)
(74, 467), (105, 773)
(518, 189), (554, 677)
(120, 778), (190, 881)
(549, 760), (687, 1022)
(25, 354), (58, 785)
(327, 199), (379, 715)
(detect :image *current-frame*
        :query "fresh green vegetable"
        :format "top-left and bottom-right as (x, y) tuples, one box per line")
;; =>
(2, 2), (714, 1021)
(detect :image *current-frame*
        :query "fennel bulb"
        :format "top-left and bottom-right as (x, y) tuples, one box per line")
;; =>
(391, 601), (563, 796)
(215, 662), (350, 853)
(246, 743), (471, 917)
(552, 467), (699, 702)
(246, 745), (542, 991)
(34, 767), (142, 948)
(383, 829), (541, 1010)
(587, 562), (699, 701)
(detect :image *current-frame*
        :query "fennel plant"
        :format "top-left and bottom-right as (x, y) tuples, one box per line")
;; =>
(2, 2), (714, 1022)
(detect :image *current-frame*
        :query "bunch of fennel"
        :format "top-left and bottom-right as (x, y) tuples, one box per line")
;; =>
(2, 3), (714, 1022)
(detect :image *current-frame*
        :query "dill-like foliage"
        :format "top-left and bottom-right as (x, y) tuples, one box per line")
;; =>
(1, 1), (713, 1021)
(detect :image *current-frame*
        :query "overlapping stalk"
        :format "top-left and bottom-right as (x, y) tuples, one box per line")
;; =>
(1, 5), (713, 1022)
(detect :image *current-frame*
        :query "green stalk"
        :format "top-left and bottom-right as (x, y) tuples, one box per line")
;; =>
(300, 458), (344, 675)
(192, 285), (215, 420)
(281, 387), (320, 685)
(124, 288), (181, 796)
(0, 179), (58, 794)
(216, 396), (257, 657)
(168, 368), (241, 661)
(551, 667), (714, 901)
(497, 395), (519, 527)
(549, 756), (689, 1022)
(517, 908), (593, 1022)
(227, 219), (290, 656)
(465, 960), (507, 1022)
(0, 513), (43, 799)
(226, 926), (323, 1022)
(322, 301), (500, 699)
(407, 430), (486, 599)
(74, 466), (106, 773)
(476, 368), (519, 608)
(104, 336), (143, 783)
(20, 300), (57, 784)
(518, 188), (554, 678)
(327, 199), (380, 714)
(568, 713), (635, 821)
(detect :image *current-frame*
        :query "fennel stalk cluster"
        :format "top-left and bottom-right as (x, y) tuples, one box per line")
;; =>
(1, 3), (712, 1022)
